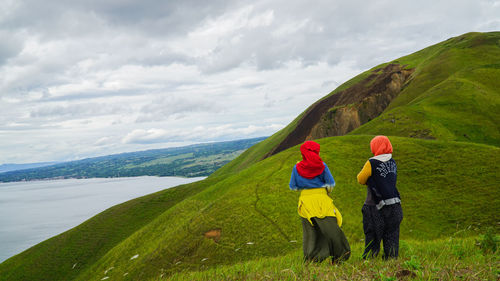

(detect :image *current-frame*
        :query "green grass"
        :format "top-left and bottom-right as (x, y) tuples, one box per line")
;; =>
(163, 236), (499, 281)
(2, 136), (497, 281)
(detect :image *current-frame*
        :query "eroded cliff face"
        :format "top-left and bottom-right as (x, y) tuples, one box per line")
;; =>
(267, 64), (414, 157)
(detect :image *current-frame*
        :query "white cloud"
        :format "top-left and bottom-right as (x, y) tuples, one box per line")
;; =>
(95, 137), (113, 146)
(122, 128), (170, 144)
(122, 124), (283, 145)
(0, 0), (499, 163)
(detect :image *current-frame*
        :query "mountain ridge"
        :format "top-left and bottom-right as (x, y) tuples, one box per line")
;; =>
(214, 31), (499, 177)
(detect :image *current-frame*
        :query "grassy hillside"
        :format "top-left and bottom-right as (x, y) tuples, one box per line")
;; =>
(1, 32), (499, 281)
(2, 136), (498, 280)
(216, 32), (500, 177)
(351, 32), (500, 146)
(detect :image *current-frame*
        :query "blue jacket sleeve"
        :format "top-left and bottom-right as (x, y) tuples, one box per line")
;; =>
(321, 164), (335, 187)
(289, 166), (299, 190)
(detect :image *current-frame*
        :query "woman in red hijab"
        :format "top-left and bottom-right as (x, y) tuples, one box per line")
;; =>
(289, 141), (350, 263)
(357, 136), (403, 259)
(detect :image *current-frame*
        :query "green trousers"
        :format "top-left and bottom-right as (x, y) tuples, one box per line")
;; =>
(301, 216), (351, 263)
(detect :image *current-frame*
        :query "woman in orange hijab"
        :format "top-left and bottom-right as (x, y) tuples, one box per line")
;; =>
(290, 141), (350, 263)
(357, 136), (403, 259)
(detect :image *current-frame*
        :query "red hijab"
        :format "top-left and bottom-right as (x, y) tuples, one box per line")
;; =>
(296, 141), (325, 179)
(370, 135), (393, 156)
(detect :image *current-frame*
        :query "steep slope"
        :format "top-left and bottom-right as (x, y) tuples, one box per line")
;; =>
(214, 31), (500, 176)
(268, 64), (414, 156)
(1, 136), (498, 280)
(352, 32), (500, 144)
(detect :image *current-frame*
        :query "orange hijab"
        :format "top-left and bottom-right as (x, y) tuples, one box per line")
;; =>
(370, 136), (393, 156)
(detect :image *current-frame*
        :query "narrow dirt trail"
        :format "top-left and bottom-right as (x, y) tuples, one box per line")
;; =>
(252, 154), (294, 242)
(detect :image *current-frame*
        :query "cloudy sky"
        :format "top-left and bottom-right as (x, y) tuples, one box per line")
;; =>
(0, 0), (499, 164)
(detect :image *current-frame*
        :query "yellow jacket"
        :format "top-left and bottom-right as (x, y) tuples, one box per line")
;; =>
(298, 188), (342, 226)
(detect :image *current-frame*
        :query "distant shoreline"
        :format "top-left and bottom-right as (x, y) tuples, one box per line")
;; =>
(0, 175), (207, 184)
(0, 175), (207, 185)
(0, 137), (264, 183)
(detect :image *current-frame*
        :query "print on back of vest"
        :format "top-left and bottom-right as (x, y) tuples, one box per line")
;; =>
(375, 161), (397, 178)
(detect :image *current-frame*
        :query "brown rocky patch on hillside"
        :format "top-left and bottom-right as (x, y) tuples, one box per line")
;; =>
(203, 228), (222, 243)
(266, 64), (414, 157)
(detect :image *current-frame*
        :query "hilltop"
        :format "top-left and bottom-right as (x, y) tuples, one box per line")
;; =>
(0, 32), (498, 281)
(214, 31), (500, 176)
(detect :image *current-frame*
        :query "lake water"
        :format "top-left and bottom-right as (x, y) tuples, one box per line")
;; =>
(0, 176), (205, 263)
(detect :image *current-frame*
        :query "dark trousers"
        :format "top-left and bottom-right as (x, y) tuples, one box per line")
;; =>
(301, 216), (351, 263)
(362, 203), (403, 259)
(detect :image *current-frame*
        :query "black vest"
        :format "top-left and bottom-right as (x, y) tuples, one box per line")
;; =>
(367, 158), (400, 205)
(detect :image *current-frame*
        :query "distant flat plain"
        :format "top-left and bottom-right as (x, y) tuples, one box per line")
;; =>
(0, 176), (204, 262)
